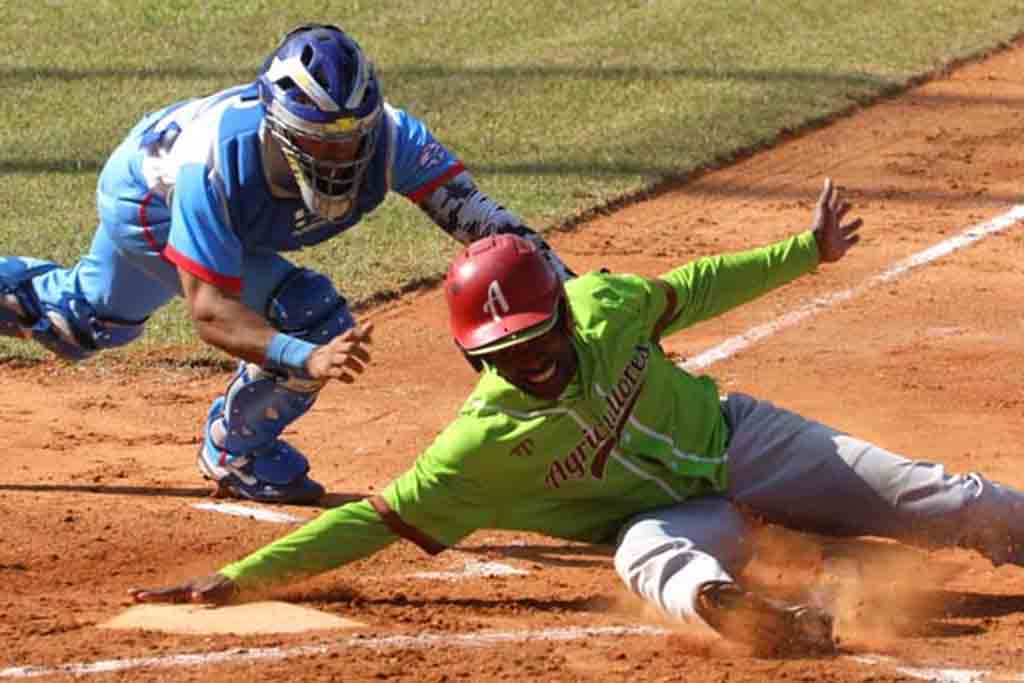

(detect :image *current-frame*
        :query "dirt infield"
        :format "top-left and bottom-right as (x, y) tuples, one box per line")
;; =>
(2, 41), (1023, 682)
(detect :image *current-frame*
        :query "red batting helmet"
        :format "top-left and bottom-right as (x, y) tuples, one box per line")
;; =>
(446, 234), (564, 355)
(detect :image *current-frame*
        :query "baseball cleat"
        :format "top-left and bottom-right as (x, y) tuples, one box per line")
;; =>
(0, 258), (48, 339)
(695, 580), (836, 657)
(197, 443), (325, 504)
(198, 398), (325, 505)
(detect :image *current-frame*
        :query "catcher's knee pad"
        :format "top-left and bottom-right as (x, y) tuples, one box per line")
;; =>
(0, 257), (144, 361)
(266, 268), (354, 350)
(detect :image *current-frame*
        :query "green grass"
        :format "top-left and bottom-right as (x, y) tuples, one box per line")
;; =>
(1, 1), (1022, 361)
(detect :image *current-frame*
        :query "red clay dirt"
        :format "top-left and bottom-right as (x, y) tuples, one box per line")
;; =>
(2, 41), (1024, 682)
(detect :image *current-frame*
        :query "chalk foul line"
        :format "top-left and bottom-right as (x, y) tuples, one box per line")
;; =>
(191, 502), (309, 524)
(682, 205), (1024, 372)
(850, 654), (1024, 683)
(0, 625), (668, 679)
(4, 625), (1019, 681)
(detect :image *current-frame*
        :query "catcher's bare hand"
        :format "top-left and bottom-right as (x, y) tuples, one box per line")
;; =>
(812, 178), (863, 263)
(305, 322), (373, 382)
(129, 573), (239, 605)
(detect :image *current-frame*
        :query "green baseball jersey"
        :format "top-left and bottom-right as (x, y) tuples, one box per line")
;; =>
(221, 231), (820, 588)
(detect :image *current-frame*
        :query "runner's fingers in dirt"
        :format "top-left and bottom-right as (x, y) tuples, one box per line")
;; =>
(128, 584), (188, 604)
(130, 573), (238, 605)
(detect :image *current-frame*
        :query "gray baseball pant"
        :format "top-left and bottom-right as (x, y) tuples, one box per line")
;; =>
(614, 392), (1024, 625)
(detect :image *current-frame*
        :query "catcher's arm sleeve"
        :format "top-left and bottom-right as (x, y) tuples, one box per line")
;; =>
(416, 170), (574, 280)
(218, 499), (397, 590)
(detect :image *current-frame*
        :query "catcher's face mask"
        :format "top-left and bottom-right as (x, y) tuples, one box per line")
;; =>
(258, 23), (383, 221)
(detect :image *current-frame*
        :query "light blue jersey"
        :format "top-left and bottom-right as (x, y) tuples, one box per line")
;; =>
(0, 23), (570, 506)
(0, 82), (467, 501)
(98, 84), (464, 296)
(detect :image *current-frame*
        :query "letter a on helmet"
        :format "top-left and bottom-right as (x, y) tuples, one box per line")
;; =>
(445, 235), (564, 355)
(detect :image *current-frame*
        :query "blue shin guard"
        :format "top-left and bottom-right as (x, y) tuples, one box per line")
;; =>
(196, 268), (354, 504)
(198, 365), (326, 504)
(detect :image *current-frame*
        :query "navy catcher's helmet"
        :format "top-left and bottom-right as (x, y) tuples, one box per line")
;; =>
(258, 23), (383, 220)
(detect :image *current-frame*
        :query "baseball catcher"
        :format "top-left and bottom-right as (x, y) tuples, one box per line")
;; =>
(132, 180), (1024, 654)
(0, 23), (571, 504)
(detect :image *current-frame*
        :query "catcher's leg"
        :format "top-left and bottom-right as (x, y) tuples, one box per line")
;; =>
(614, 497), (836, 655)
(198, 263), (354, 505)
(0, 229), (173, 360)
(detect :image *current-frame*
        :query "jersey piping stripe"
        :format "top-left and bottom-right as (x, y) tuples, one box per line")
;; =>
(609, 449), (684, 502)
(164, 244), (243, 295)
(592, 383), (725, 465)
(483, 404), (577, 422)
(626, 415), (728, 464)
(494, 406), (602, 445)
(137, 190), (171, 263)
(406, 161), (466, 203)
(369, 494), (447, 555)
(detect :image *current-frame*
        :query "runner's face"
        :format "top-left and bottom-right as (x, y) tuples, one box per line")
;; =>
(484, 323), (577, 400)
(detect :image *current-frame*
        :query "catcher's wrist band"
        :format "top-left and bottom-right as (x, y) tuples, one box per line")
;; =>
(265, 332), (317, 375)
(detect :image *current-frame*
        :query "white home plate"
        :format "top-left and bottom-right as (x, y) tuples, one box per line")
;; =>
(101, 601), (364, 635)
